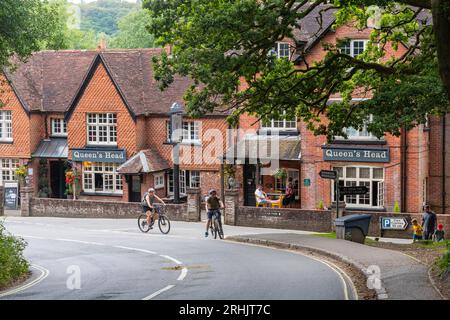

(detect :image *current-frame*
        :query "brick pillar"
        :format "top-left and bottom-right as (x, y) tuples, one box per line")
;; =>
(0, 186), (4, 217)
(330, 201), (346, 232)
(186, 187), (201, 222)
(224, 189), (239, 225)
(20, 187), (34, 217)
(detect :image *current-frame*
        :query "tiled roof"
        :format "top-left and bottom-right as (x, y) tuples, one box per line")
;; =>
(117, 148), (171, 174)
(3, 49), (196, 116)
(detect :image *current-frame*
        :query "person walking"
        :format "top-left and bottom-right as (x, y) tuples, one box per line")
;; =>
(421, 205), (437, 240)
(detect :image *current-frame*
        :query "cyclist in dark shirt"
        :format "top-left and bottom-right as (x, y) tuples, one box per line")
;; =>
(142, 188), (165, 229)
(205, 189), (224, 237)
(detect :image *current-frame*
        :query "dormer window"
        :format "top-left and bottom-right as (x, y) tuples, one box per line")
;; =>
(273, 42), (291, 59)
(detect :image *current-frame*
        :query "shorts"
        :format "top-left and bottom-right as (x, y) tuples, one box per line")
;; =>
(207, 209), (221, 220)
(142, 206), (153, 213)
(413, 234), (422, 241)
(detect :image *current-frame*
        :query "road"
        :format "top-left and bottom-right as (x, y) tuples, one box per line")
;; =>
(0, 217), (357, 300)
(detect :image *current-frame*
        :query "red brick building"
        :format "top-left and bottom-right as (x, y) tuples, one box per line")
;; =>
(229, 6), (431, 213)
(0, 49), (229, 203)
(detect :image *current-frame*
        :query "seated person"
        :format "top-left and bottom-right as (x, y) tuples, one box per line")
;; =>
(433, 224), (445, 242)
(282, 182), (295, 206)
(254, 184), (275, 205)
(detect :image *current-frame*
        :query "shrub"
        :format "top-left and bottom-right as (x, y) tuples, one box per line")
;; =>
(437, 250), (450, 275)
(318, 200), (324, 210)
(0, 221), (29, 288)
(393, 201), (400, 213)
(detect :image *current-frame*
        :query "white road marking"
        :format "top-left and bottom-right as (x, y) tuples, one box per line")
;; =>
(114, 246), (157, 255)
(55, 238), (105, 246)
(142, 285), (175, 300)
(0, 264), (49, 298)
(177, 267), (188, 281)
(160, 255), (182, 265)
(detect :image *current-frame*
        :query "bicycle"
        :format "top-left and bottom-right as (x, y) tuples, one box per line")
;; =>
(138, 205), (171, 234)
(209, 209), (224, 239)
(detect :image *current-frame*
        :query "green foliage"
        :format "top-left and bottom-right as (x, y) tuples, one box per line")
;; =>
(318, 200), (325, 210)
(0, 221), (29, 288)
(0, 0), (64, 67)
(37, 159), (51, 198)
(79, 0), (140, 36)
(393, 201), (401, 213)
(144, 0), (450, 140)
(437, 248), (450, 274)
(109, 9), (155, 48)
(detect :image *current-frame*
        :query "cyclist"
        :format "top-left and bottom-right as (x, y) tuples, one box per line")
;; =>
(142, 188), (166, 229)
(205, 189), (224, 237)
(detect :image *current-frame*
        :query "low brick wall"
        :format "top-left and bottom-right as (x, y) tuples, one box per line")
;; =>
(344, 211), (450, 239)
(236, 206), (332, 233)
(29, 198), (188, 221)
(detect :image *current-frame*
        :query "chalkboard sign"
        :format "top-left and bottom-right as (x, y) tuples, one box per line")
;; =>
(4, 182), (19, 210)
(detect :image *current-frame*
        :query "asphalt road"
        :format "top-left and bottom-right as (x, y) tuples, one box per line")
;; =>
(0, 217), (356, 300)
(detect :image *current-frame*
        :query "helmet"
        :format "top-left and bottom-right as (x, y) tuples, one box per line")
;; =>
(148, 188), (155, 193)
(209, 189), (217, 195)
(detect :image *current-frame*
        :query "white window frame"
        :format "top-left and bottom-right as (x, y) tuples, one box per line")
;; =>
(167, 121), (201, 144)
(0, 111), (13, 142)
(0, 159), (19, 185)
(154, 173), (165, 189)
(51, 118), (67, 137)
(86, 113), (117, 146)
(341, 115), (379, 140)
(332, 166), (384, 209)
(340, 39), (368, 58)
(82, 162), (123, 195)
(168, 170), (201, 195)
(273, 42), (291, 59)
(261, 111), (297, 131)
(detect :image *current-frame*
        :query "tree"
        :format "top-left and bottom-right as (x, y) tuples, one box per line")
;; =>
(0, 0), (63, 67)
(110, 9), (155, 49)
(143, 0), (450, 140)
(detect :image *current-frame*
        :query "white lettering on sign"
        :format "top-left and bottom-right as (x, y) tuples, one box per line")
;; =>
(381, 217), (408, 230)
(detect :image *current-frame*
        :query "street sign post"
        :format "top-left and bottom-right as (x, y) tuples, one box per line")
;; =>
(319, 170), (340, 217)
(339, 186), (369, 196)
(319, 170), (337, 180)
(380, 217), (409, 230)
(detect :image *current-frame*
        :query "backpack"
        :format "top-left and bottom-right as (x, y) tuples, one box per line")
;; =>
(141, 192), (149, 206)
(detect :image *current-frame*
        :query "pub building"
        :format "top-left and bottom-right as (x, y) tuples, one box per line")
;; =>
(0, 48), (229, 202)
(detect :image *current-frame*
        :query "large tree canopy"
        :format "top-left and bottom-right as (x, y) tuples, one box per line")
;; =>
(144, 0), (450, 140)
(0, 0), (63, 67)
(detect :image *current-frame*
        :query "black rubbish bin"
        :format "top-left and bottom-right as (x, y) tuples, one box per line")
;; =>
(335, 214), (372, 244)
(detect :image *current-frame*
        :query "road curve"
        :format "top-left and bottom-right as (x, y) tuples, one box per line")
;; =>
(1, 217), (356, 300)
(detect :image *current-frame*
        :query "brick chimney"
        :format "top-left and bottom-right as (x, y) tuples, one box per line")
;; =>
(97, 37), (108, 51)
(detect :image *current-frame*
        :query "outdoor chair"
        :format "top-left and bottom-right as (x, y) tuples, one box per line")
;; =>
(271, 195), (284, 208)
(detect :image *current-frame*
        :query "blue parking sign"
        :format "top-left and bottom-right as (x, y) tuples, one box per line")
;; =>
(383, 218), (391, 228)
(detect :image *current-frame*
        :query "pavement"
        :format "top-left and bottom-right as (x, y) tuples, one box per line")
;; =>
(0, 217), (355, 300)
(227, 233), (443, 300)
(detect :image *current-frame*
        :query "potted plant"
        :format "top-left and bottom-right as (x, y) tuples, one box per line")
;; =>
(273, 168), (287, 179)
(15, 165), (28, 187)
(65, 169), (81, 199)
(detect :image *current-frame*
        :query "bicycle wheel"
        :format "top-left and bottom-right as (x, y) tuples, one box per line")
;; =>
(138, 214), (151, 233)
(158, 215), (171, 234)
(209, 223), (216, 238)
(216, 219), (224, 239)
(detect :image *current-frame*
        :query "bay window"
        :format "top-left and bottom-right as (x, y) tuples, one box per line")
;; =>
(0, 111), (12, 142)
(82, 162), (122, 194)
(87, 113), (117, 145)
(332, 166), (384, 208)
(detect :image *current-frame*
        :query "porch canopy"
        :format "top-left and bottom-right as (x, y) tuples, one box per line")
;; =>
(117, 149), (171, 174)
(223, 135), (302, 162)
(32, 138), (68, 159)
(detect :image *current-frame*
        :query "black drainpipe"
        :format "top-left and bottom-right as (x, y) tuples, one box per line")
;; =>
(442, 115), (446, 214)
(400, 126), (407, 212)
